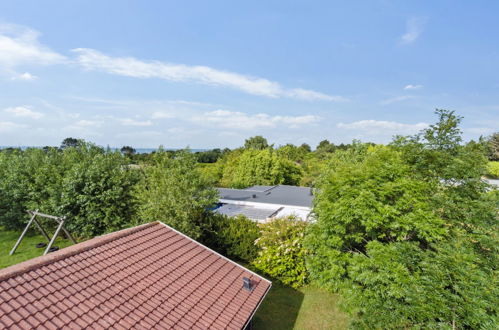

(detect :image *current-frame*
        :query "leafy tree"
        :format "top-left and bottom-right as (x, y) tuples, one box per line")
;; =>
(277, 144), (308, 163)
(220, 148), (302, 188)
(196, 148), (223, 163)
(299, 143), (312, 153)
(120, 145), (136, 157)
(253, 217), (309, 288)
(134, 149), (218, 239)
(487, 132), (499, 161)
(59, 149), (139, 237)
(244, 135), (269, 150)
(60, 137), (81, 149)
(306, 110), (498, 328)
(316, 139), (335, 153)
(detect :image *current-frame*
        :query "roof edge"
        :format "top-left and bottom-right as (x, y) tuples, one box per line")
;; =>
(157, 221), (272, 285)
(0, 221), (159, 282)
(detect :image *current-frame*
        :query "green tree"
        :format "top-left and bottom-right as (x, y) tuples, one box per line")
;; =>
(134, 149), (218, 239)
(306, 110), (498, 328)
(244, 135), (269, 150)
(60, 137), (81, 149)
(58, 147), (139, 237)
(220, 148), (302, 188)
(315, 139), (335, 153)
(487, 132), (499, 161)
(120, 145), (136, 157)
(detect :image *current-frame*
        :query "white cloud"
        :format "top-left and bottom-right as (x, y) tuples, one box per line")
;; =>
(465, 127), (497, 135)
(400, 17), (427, 45)
(151, 111), (175, 119)
(196, 109), (320, 130)
(120, 118), (153, 126)
(4, 106), (44, 119)
(11, 72), (37, 81)
(380, 95), (414, 105)
(337, 120), (428, 133)
(404, 84), (422, 90)
(74, 120), (102, 127)
(72, 48), (343, 101)
(0, 121), (26, 132)
(0, 24), (65, 70)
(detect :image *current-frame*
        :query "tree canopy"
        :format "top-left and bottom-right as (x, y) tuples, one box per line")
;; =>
(305, 110), (498, 328)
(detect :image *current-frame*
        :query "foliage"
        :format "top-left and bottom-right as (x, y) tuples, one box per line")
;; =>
(133, 149), (218, 239)
(253, 217), (309, 288)
(60, 137), (82, 149)
(120, 146), (136, 157)
(0, 142), (139, 236)
(202, 214), (260, 262)
(195, 148), (227, 163)
(220, 148), (302, 188)
(487, 132), (499, 161)
(306, 110), (498, 328)
(59, 149), (139, 237)
(487, 161), (499, 178)
(276, 144), (308, 163)
(315, 139), (336, 153)
(244, 135), (269, 150)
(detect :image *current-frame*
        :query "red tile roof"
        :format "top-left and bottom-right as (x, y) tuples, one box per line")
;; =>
(0, 222), (271, 329)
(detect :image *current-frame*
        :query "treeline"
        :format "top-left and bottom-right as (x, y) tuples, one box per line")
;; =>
(0, 110), (497, 328)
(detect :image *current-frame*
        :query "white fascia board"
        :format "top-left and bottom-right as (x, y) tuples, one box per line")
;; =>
(219, 199), (312, 211)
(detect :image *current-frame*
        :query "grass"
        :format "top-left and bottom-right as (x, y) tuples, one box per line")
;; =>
(0, 227), (74, 269)
(253, 283), (349, 330)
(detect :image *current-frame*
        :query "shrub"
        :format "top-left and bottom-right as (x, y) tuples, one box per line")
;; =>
(252, 217), (308, 288)
(202, 214), (260, 262)
(486, 161), (499, 178)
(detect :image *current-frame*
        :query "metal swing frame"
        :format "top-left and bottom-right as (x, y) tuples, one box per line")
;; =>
(9, 210), (77, 256)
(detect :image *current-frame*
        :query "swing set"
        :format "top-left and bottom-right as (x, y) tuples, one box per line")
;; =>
(9, 210), (77, 256)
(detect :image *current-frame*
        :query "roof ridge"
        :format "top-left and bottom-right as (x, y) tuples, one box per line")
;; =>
(0, 221), (158, 282)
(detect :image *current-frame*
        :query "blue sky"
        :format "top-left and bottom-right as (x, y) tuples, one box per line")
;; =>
(0, 1), (498, 148)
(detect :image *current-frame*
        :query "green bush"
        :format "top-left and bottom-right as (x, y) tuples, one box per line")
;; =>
(0, 143), (139, 236)
(133, 149), (218, 239)
(59, 151), (139, 237)
(486, 161), (499, 178)
(252, 217), (308, 288)
(202, 213), (260, 262)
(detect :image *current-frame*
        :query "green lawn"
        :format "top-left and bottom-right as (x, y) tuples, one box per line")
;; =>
(0, 227), (74, 269)
(253, 283), (349, 330)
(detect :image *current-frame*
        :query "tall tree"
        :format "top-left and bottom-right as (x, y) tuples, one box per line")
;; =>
(306, 110), (498, 328)
(244, 135), (269, 150)
(60, 137), (81, 149)
(134, 150), (218, 239)
(120, 145), (136, 157)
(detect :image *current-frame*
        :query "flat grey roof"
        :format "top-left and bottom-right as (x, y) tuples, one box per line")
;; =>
(215, 204), (279, 221)
(217, 185), (314, 208)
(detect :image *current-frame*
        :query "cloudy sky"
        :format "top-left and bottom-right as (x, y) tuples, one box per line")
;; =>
(1, 1), (498, 149)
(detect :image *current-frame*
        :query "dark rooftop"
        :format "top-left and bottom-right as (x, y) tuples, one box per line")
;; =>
(217, 185), (314, 208)
(0, 222), (271, 329)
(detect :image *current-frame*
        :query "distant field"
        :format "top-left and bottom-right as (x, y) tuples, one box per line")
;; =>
(0, 228), (74, 269)
(253, 283), (349, 330)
